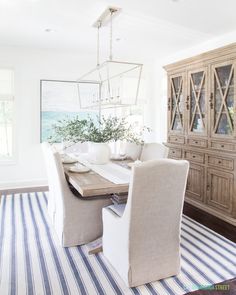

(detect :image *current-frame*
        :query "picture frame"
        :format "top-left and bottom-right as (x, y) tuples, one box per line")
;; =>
(40, 79), (98, 142)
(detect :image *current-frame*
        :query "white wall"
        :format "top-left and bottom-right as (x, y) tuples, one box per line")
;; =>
(154, 30), (236, 143)
(0, 46), (157, 189)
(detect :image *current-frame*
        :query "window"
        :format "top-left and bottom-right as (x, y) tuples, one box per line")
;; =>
(0, 69), (14, 160)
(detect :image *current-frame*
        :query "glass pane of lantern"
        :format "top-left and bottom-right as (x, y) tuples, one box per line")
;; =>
(78, 60), (142, 109)
(77, 82), (100, 109)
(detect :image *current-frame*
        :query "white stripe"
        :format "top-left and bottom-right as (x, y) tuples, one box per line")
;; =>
(1, 193), (236, 295)
(15, 195), (27, 295)
(182, 222), (236, 261)
(0, 196), (12, 294)
(183, 216), (236, 250)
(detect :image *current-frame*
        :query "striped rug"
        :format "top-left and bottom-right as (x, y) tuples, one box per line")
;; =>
(0, 193), (236, 295)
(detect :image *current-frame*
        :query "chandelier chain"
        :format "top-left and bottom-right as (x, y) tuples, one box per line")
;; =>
(97, 21), (101, 66)
(109, 9), (114, 61)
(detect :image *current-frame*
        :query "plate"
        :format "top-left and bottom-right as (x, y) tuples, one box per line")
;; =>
(69, 166), (91, 173)
(62, 158), (77, 164)
(110, 154), (127, 161)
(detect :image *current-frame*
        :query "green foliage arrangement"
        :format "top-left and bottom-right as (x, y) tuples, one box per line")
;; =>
(49, 115), (150, 144)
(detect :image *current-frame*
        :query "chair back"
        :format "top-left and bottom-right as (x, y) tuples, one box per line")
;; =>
(41, 142), (57, 219)
(124, 159), (189, 275)
(140, 143), (169, 161)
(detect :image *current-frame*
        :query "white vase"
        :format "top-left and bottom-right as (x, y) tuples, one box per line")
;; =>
(88, 142), (111, 164)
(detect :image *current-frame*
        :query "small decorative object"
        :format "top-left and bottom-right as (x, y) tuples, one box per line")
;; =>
(49, 115), (150, 165)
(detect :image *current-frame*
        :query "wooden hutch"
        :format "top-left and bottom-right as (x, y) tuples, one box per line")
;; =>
(164, 43), (236, 226)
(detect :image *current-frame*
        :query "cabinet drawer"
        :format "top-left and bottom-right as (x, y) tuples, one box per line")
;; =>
(208, 156), (234, 171)
(169, 148), (182, 159)
(185, 151), (204, 163)
(169, 136), (185, 144)
(188, 138), (207, 148)
(210, 141), (235, 152)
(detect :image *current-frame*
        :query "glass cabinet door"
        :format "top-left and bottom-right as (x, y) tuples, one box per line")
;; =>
(168, 74), (184, 133)
(211, 62), (234, 137)
(187, 69), (207, 135)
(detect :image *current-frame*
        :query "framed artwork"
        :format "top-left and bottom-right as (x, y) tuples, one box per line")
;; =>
(40, 79), (98, 142)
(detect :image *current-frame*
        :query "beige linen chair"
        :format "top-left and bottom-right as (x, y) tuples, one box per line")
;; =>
(41, 142), (56, 220)
(140, 142), (169, 161)
(42, 142), (111, 247)
(102, 159), (189, 287)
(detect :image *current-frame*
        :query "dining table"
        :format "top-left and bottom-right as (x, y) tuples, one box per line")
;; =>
(63, 154), (133, 198)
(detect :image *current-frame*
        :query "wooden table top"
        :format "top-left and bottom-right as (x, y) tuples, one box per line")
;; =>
(63, 160), (130, 198)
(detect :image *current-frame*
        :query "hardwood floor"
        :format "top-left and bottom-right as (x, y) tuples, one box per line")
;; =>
(183, 202), (236, 294)
(183, 202), (236, 243)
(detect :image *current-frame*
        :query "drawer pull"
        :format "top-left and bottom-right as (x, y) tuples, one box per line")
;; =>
(175, 138), (178, 141)
(221, 144), (225, 148)
(194, 141), (198, 144)
(218, 160), (222, 164)
(192, 155), (196, 158)
(172, 151), (175, 154)
(207, 184), (210, 191)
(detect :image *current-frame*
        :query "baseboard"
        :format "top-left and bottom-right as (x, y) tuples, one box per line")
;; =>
(0, 179), (48, 194)
(0, 186), (49, 195)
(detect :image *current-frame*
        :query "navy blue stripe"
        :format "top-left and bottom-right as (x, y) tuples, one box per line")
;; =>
(34, 193), (70, 295)
(183, 216), (236, 248)
(173, 277), (191, 293)
(77, 246), (105, 295)
(181, 266), (200, 286)
(10, 195), (16, 295)
(95, 254), (124, 295)
(42, 192), (48, 205)
(159, 280), (175, 295)
(182, 236), (235, 277)
(146, 283), (159, 295)
(41, 192), (87, 294)
(181, 254), (214, 284)
(181, 243), (226, 280)
(0, 195), (6, 274)
(64, 248), (87, 295)
(131, 286), (141, 295)
(182, 220), (236, 257)
(27, 194), (52, 294)
(20, 195), (34, 294)
(182, 226), (236, 266)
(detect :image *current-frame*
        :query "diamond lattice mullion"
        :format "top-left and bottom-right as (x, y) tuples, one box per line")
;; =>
(222, 67), (234, 132)
(213, 69), (225, 133)
(213, 66), (234, 133)
(189, 76), (198, 130)
(176, 78), (183, 127)
(170, 78), (183, 129)
(170, 79), (177, 129)
(196, 72), (206, 129)
(189, 73), (205, 131)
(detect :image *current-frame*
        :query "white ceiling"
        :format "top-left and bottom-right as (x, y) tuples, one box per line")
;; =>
(0, 0), (236, 60)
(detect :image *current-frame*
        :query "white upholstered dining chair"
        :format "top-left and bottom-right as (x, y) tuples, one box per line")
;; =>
(140, 142), (169, 161)
(42, 142), (111, 247)
(102, 159), (189, 287)
(41, 142), (56, 220)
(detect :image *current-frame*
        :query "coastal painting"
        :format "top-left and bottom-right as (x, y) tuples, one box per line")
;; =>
(40, 80), (98, 142)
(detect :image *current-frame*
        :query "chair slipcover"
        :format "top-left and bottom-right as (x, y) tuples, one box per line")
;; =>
(41, 142), (111, 247)
(102, 159), (189, 287)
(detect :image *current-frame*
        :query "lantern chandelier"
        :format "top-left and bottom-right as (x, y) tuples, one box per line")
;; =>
(77, 6), (143, 111)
